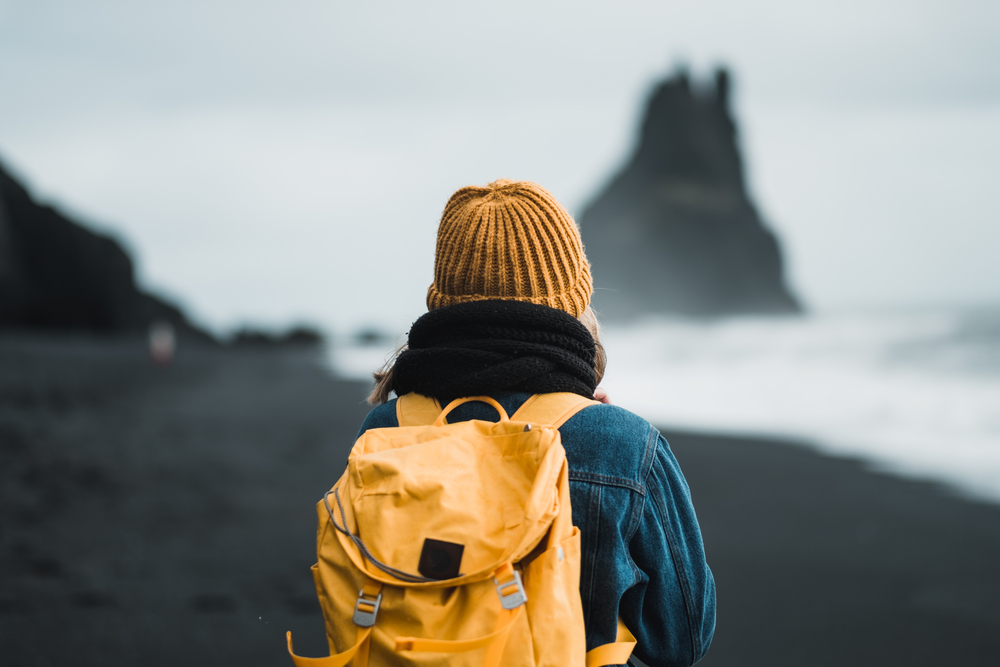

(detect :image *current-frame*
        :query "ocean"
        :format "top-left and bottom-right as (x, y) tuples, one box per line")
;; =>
(328, 306), (1000, 505)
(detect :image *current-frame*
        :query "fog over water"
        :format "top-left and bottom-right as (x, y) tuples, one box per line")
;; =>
(1, 0), (999, 335)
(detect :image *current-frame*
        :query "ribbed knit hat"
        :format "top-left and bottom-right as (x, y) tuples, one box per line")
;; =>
(426, 179), (593, 317)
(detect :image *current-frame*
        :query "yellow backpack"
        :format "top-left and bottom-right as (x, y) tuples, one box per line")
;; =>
(287, 392), (636, 667)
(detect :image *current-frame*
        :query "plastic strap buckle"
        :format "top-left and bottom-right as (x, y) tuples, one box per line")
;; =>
(353, 588), (382, 627)
(494, 569), (527, 610)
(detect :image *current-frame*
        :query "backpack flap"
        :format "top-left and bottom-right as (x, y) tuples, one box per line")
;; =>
(333, 415), (566, 585)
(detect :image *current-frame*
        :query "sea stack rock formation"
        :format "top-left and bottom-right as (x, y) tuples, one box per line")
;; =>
(0, 159), (213, 341)
(579, 68), (800, 318)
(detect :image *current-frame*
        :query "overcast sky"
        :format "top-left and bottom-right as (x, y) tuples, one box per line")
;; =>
(1, 0), (998, 335)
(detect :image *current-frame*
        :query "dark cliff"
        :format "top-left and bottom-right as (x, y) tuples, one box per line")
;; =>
(0, 160), (213, 342)
(579, 68), (800, 318)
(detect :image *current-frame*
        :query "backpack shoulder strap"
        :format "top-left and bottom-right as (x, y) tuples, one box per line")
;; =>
(395, 393), (441, 427)
(585, 618), (637, 667)
(510, 393), (599, 428)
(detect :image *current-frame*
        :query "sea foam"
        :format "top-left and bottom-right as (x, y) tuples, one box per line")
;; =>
(600, 308), (1000, 504)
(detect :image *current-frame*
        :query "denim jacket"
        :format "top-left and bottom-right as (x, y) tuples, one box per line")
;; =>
(357, 391), (716, 667)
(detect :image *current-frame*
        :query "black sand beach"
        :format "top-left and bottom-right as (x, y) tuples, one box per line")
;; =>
(666, 432), (1000, 666)
(2, 336), (999, 666)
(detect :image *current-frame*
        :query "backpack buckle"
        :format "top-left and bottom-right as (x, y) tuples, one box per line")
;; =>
(353, 587), (382, 627)
(494, 568), (527, 610)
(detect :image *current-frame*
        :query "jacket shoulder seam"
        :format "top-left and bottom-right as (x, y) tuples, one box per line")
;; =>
(638, 424), (659, 487)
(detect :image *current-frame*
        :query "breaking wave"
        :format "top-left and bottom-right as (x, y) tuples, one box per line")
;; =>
(600, 307), (1000, 504)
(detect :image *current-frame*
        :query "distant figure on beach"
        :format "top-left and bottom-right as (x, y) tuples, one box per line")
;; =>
(148, 320), (175, 365)
(297, 180), (714, 666)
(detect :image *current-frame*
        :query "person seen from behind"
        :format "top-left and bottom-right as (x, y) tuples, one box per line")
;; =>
(358, 179), (716, 666)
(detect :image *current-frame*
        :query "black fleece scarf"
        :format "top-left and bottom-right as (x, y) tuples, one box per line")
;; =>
(391, 300), (597, 402)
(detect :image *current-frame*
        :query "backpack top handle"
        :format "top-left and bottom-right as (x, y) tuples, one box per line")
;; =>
(433, 396), (510, 426)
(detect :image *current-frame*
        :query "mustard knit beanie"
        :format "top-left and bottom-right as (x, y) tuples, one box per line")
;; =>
(426, 179), (593, 317)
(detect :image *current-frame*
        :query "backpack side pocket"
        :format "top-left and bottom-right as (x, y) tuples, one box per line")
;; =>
(522, 527), (585, 666)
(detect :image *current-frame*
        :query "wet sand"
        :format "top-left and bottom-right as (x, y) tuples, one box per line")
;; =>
(0, 334), (370, 666)
(666, 432), (1000, 667)
(2, 335), (999, 666)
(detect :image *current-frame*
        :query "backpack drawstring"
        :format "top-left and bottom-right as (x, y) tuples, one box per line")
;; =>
(324, 488), (437, 583)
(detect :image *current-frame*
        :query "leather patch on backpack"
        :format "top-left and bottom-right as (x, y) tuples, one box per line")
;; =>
(418, 539), (464, 580)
